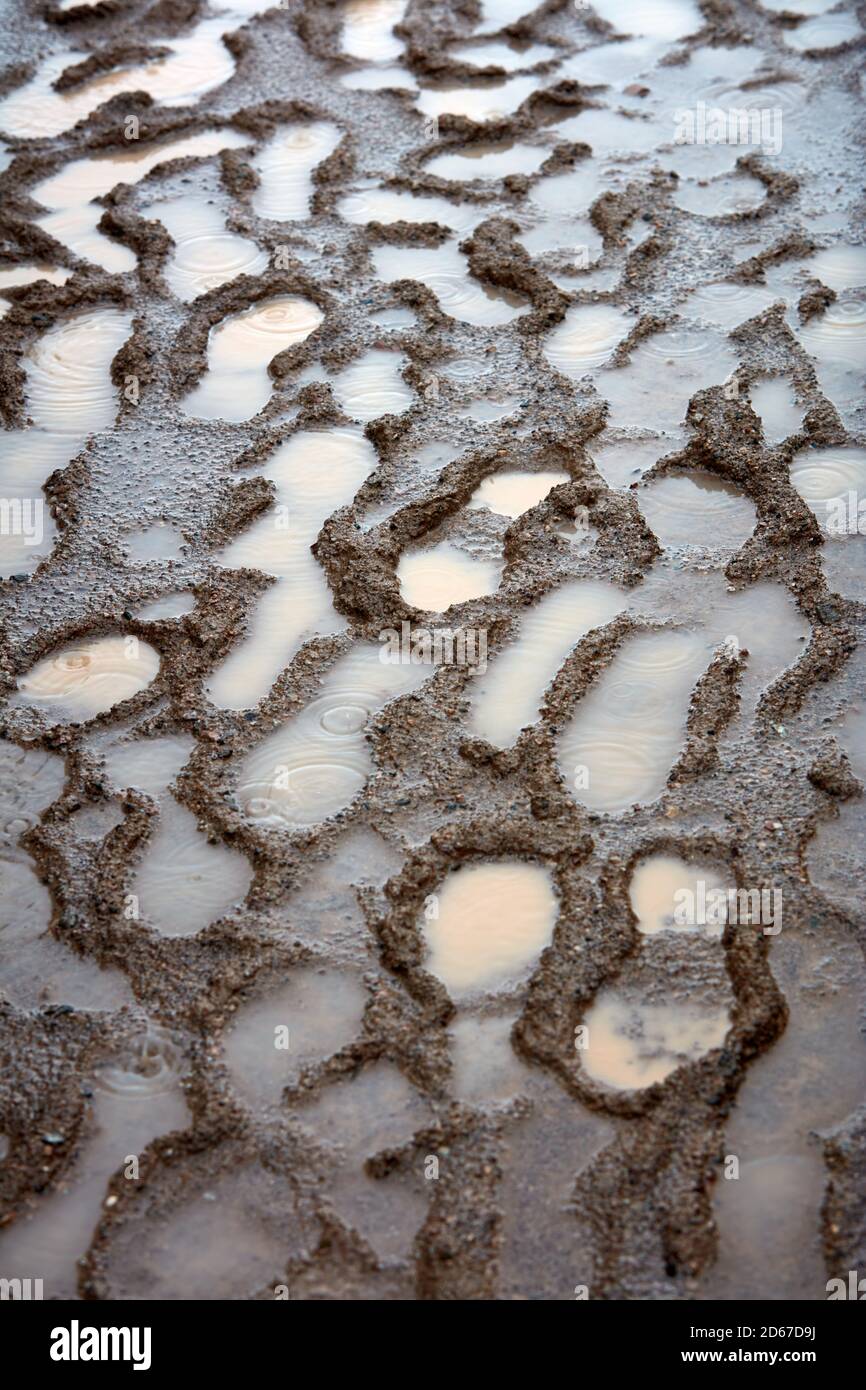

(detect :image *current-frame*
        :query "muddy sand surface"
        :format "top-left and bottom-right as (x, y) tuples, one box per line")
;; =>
(0, 0), (864, 1301)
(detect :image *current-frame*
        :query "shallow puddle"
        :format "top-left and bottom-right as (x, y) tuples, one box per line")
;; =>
(371, 240), (528, 326)
(0, 1031), (188, 1298)
(808, 243), (866, 291)
(421, 860), (558, 999)
(682, 281), (777, 330)
(295, 1060), (430, 1261)
(543, 304), (636, 378)
(557, 628), (710, 814)
(594, 326), (738, 433)
(338, 184), (478, 233)
(397, 539), (503, 612)
(101, 733), (194, 799)
(135, 593), (197, 622)
(636, 471), (757, 550)
(341, 0), (406, 62)
(789, 445), (866, 529)
(225, 967), (367, 1108)
(450, 39), (557, 72)
(425, 142), (547, 181)
(416, 74), (541, 122)
(0, 18), (238, 139)
(147, 195), (267, 301)
(629, 853), (729, 938)
(236, 642), (431, 828)
(467, 469), (569, 519)
(331, 348), (413, 421)
(672, 173), (767, 217)
(784, 13), (862, 51)
(589, 0), (702, 41)
(208, 429), (377, 709)
(252, 123), (342, 222)
(33, 131), (250, 270)
(582, 991), (730, 1090)
(132, 799), (252, 937)
(470, 579), (626, 746)
(588, 435), (675, 490)
(24, 308), (133, 436)
(749, 377), (803, 444)
(182, 296), (323, 422)
(15, 636), (160, 724)
(123, 523), (185, 563)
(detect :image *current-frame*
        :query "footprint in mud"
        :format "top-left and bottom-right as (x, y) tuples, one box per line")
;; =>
(397, 467), (572, 616)
(251, 122), (342, 222)
(0, 0), (267, 140)
(422, 862), (609, 1296)
(371, 240), (529, 327)
(101, 733), (252, 938)
(31, 131), (251, 272)
(224, 967), (367, 1112)
(294, 1060), (432, 1264)
(144, 195), (268, 302)
(0, 308), (132, 577)
(236, 641), (431, 829)
(330, 348), (413, 423)
(13, 636), (161, 726)
(0, 741), (128, 1010)
(207, 429), (378, 710)
(0, 1027), (188, 1299)
(181, 297), (324, 423)
(579, 853), (735, 1092)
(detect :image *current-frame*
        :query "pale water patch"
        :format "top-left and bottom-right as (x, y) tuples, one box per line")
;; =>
(24, 308), (132, 436)
(146, 195), (267, 301)
(636, 472), (757, 550)
(450, 40), (558, 71)
(295, 1060), (430, 1260)
(208, 429), (377, 709)
(422, 861), (558, 999)
(594, 327), (738, 433)
(252, 122), (342, 221)
(416, 74), (541, 122)
(588, 435), (677, 489)
(529, 163), (607, 218)
(132, 798), (252, 937)
(629, 854), (729, 938)
(236, 642), (431, 829)
(516, 213), (603, 261)
(681, 281), (777, 330)
(135, 592), (197, 622)
(784, 12), (862, 51)
(425, 142), (547, 181)
(470, 580), (626, 747)
(0, 1029), (188, 1298)
(33, 131), (250, 271)
(101, 733), (193, 798)
(397, 539), (502, 611)
(181, 296), (323, 422)
(331, 349), (413, 421)
(701, 930), (866, 1299)
(371, 240), (529, 326)
(589, 0), (702, 41)
(808, 243), (866, 291)
(123, 523), (185, 563)
(553, 106), (664, 157)
(797, 293), (866, 426)
(103, 1163), (312, 1300)
(337, 184), (478, 233)
(0, 18), (238, 139)
(581, 993), (730, 1090)
(15, 636), (160, 724)
(556, 628), (710, 813)
(467, 469), (570, 519)
(673, 173), (767, 217)
(789, 445), (866, 522)
(224, 968), (367, 1108)
(749, 377), (803, 444)
(341, 0), (406, 62)
(543, 304), (636, 378)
